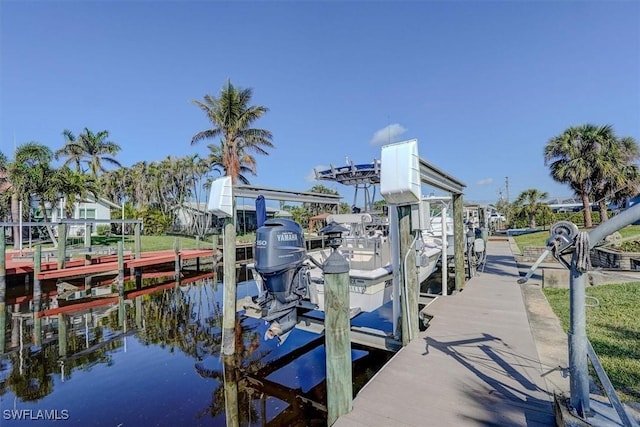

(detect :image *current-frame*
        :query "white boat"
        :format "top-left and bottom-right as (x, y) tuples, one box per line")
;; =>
(305, 212), (441, 312)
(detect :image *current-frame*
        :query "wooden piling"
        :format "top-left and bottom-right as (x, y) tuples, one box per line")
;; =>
(222, 217), (237, 356)
(324, 249), (353, 425)
(118, 241), (125, 326)
(134, 221), (141, 259)
(57, 223), (67, 270)
(453, 193), (465, 291)
(174, 239), (181, 284)
(33, 245), (42, 346)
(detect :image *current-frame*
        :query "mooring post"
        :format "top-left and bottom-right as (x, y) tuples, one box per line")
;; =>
(133, 221), (142, 285)
(57, 223), (66, 270)
(84, 223), (91, 251)
(0, 226), (5, 353)
(222, 216), (237, 356)
(134, 220), (141, 259)
(33, 245), (42, 346)
(118, 241), (125, 326)
(324, 247), (352, 425)
(174, 238), (181, 285)
(452, 193), (465, 292)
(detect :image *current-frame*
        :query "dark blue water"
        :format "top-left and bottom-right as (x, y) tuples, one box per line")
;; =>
(0, 273), (393, 426)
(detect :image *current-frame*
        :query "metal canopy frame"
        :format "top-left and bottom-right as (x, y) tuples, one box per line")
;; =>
(234, 184), (342, 206)
(419, 158), (465, 194)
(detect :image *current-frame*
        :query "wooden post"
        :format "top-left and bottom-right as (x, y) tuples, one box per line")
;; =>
(84, 253), (92, 293)
(324, 248), (352, 425)
(57, 223), (67, 270)
(134, 220), (141, 259)
(33, 245), (42, 346)
(58, 313), (67, 357)
(84, 223), (91, 250)
(453, 193), (465, 292)
(117, 241), (125, 326)
(195, 236), (201, 272)
(174, 238), (181, 284)
(397, 205), (418, 346)
(0, 227), (5, 352)
(222, 216), (236, 356)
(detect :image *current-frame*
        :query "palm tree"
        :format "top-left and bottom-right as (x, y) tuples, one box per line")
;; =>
(5, 143), (55, 244)
(513, 189), (549, 229)
(544, 124), (614, 228)
(54, 129), (84, 172)
(57, 128), (121, 178)
(591, 135), (640, 222)
(191, 80), (274, 185)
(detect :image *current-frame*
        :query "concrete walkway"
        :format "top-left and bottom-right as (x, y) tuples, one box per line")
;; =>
(335, 239), (562, 426)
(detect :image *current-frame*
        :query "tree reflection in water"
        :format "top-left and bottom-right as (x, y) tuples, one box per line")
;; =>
(0, 273), (389, 426)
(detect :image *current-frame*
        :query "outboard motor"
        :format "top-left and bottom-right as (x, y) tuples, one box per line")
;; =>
(253, 219), (313, 342)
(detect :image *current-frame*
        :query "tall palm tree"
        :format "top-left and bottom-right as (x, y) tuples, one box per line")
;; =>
(513, 189), (549, 229)
(544, 124), (614, 228)
(57, 128), (121, 178)
(54, 129), (85, 172)
(191, 80), (274, 185)
(6, 143), (55, 244)
(591, 134), (640, 222)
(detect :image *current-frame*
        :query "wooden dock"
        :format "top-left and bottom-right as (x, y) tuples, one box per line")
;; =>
(3, 248), (214, 280)
(335, 240), (558, 427)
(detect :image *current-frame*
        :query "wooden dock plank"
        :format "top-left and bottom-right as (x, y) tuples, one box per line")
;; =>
(334, 240), (557, 427)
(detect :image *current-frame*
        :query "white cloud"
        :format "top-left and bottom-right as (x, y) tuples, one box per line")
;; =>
(477, 178), (494, 186)
(370, 123), (408, 146)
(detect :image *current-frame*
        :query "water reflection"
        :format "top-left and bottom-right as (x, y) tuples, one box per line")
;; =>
(0, 271), (392, 426)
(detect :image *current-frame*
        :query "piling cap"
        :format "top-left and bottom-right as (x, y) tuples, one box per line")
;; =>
(323, 249), (349, 274)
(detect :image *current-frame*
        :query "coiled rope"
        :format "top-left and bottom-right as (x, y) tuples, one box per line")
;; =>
(575, 231), (591, 273)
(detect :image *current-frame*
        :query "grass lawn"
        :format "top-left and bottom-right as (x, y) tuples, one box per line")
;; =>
(513, 225), (640, 253)
(543, 283), (640, 402)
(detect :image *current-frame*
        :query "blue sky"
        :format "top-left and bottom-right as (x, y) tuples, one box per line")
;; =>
(1, 1), (639, 206)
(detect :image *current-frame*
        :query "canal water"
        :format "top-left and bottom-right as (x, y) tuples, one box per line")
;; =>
(0, 270), (394, 426)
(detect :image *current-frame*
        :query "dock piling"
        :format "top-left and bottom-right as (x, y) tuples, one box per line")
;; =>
(33, 245), (42, 346)
(324, 246), (353, 425)
(57, 223), (67, 270)
(222, 216), (237, 356)
(118, 241), (125, 326)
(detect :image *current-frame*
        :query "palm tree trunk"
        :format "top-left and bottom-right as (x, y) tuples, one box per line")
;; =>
(581, 194), (593, 228)
(598, 200), (609, 223)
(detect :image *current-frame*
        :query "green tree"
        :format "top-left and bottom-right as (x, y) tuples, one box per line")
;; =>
(56, 128), (121, 178)
(55, 129), (84, 172)
(191, 80), (274, 185)
(544, 124), (615, 228)
(591, 134), (640, 222)
(5, 143), (54, 244)
(512, 188), (549, 229)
